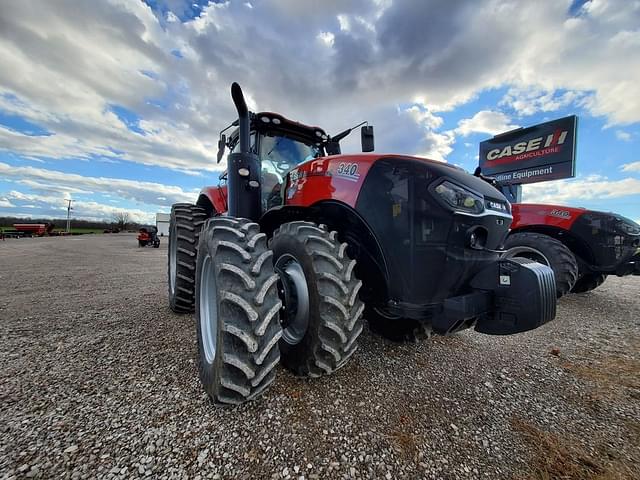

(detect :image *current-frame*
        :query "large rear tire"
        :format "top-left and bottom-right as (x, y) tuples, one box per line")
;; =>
(571, 273), (607, 293)
(196, 217), (282, 405)
(504, 232), (578, 298)
(168, 203), (208, 313)
(270, 222), (364, 377)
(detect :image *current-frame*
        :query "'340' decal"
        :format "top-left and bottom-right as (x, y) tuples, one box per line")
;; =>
(336, 162), (360, 181)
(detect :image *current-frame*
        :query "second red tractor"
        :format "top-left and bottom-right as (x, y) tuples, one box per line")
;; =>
(503, 203), (640, 296)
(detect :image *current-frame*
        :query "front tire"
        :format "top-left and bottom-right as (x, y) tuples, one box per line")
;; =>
(168, 203), (208, 313)
(196, 217), (283, 405)
(504, 232), (578, 297)
(270, 222), (365, 377)
(571, 273), (607, 293)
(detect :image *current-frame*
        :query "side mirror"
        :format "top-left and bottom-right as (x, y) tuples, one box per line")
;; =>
(361, 125), (374, 152)
(216, 134), (226, 163)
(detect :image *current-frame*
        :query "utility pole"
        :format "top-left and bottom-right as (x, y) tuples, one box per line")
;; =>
(66, 199), (73, 233)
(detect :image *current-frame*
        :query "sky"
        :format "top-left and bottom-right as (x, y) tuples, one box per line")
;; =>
(0, 0), (639, 225)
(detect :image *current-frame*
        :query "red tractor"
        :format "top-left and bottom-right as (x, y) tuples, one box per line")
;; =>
(137, 227), (160, 248)
(503, 203), (640, 296)
(167, 83), (557, 405)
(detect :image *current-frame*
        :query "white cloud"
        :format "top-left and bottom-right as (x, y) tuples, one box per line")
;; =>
(615, 130), (632, 141)
(523, 175), (640, 204)
(404, 105), (444, 130)
(0, 0), (639, 225)
(500, 88), (585, 116)
(0, 0), (638, 178)
(71, 201), (155, 224)
(621, 161), (640, 173)
(395, 105), (452, 161)
(419, 130), (455, 162)
(455, 111), (518, 137)
(0, 197), (15, 208)
(0, 162), (198, 208)
(318, 31), (335, 47)
(2, 190), (154, 223)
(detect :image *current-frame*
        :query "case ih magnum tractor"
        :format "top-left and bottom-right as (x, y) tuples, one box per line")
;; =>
(503, 204), (640, 296)
(168, 83), (556, 405)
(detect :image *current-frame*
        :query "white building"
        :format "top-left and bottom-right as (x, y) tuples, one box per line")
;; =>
(156, 213), (170, 237)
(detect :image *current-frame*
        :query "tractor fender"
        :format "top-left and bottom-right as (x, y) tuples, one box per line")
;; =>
(196, 185), (228, 216)
(260, 200), (391, 304)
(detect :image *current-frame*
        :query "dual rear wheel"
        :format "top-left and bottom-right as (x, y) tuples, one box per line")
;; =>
(185, 217), (365, 405)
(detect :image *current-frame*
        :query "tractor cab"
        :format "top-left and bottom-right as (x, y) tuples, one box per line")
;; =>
(220, 113), (325, 210)
(217, 112), (373, 210)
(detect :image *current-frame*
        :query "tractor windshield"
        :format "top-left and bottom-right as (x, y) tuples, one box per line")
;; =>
(260, 134), (321, 178)
(260, 133), (321, 209)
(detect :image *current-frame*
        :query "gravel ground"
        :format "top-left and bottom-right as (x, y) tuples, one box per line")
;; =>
(1, 234), (639, 480)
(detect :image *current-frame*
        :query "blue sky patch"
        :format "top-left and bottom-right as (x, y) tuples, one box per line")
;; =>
(0, 110), (50, 136)
(109, 105), (145, 135)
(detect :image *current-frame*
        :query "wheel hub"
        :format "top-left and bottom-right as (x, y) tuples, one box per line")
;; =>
(274, 254), (309, 346)
(199, 254), (218, 364)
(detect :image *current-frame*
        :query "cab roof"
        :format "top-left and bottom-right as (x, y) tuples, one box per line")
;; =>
(228, 111), (328, 146)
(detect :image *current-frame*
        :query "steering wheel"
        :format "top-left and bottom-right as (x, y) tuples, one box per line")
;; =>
(276, 160), (291, 171)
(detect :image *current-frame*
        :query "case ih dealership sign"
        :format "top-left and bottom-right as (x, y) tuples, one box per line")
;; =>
(479, 115), (577, 185)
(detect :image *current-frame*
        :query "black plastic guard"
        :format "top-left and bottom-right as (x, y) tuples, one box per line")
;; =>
(227, 151), (262, 221)
(472, 258), (556, 335)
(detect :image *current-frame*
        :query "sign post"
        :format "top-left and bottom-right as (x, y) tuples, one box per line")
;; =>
(66, 199), (73, 233)
(479, 115), (578, 188)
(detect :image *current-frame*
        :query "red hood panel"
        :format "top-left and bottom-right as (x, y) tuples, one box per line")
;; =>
(511, 203), (587, 229)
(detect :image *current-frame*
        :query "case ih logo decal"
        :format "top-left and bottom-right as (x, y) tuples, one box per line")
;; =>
(479, 115), (577, 185)
(485, 130), (568, 165)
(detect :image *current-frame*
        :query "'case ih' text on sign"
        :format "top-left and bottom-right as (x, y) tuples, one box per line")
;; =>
(479, 115), (577, 185)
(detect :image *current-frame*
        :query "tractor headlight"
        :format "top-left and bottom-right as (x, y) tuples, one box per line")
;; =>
(434, 181), (484, 215)
(618, 219), (640, 235)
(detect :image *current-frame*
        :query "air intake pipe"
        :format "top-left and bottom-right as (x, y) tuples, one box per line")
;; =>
(227, 82), (261, 220)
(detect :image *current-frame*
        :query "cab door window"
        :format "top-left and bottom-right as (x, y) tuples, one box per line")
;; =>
(260, 134), (320, 209)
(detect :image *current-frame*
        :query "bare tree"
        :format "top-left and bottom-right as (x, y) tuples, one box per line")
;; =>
(113, 211), (130, 231)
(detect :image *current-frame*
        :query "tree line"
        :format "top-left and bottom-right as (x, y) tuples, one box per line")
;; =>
(0, 212), (148, 230)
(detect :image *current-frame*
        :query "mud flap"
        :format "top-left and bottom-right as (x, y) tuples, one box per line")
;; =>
(472, 258), (556, 335)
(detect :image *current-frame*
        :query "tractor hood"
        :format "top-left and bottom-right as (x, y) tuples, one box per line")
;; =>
(354, 156), (512, 306)
(570, 210), (640, 270)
